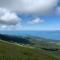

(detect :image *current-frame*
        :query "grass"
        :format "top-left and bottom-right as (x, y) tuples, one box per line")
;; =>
(0, 40), (60, 60)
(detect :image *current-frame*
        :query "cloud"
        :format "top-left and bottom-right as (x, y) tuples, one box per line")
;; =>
(27, 18), (44, 24)
(0, 8), (22, 30)
(0, 8), (21, 25)
(0, 24), (22, 31)
(0, 0), (59, 15)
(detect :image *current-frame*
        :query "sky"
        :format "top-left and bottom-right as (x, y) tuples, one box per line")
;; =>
(0, 0), (60, 31)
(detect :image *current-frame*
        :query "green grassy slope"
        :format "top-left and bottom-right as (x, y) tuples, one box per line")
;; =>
(0, 40), (60, 60)
(28, 36), (60, 59)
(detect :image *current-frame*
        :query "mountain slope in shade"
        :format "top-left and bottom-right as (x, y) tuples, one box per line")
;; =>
(0, 34), (31, 44)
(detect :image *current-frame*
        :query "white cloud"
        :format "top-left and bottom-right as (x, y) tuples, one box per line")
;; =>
(0, 8), (21, 25)
(0, 8), (22, 30)
(0, 24), (22, 31)
(0, 0), (59, 15)
(28, 18), (44, 24)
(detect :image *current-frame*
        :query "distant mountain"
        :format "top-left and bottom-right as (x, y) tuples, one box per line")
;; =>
(0, 34), (31, 44)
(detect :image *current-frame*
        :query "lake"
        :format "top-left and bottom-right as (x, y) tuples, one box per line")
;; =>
(0, 31), (60, 40)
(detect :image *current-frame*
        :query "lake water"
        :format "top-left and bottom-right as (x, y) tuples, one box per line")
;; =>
(0, 31), (60, 40)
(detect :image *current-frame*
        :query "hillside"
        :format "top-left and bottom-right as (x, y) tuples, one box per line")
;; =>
(0, 34), (60, 60)
(0, 40), (60, 60)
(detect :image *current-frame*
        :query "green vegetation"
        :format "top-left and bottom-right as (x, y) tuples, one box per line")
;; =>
(0, 40), (60, 60)
(0, 34), (60, 60)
